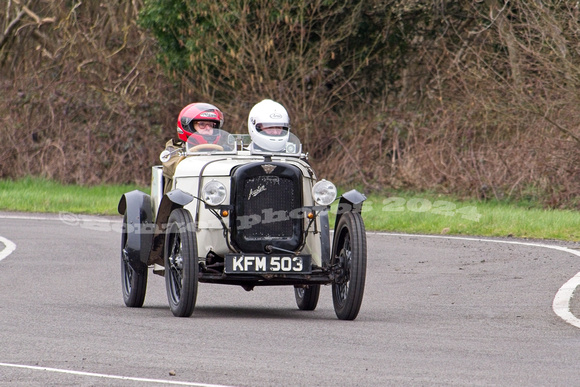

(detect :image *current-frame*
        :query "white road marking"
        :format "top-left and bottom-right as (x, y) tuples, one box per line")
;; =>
(0, 214), (62, 221)
(0, 236), (16, 262)
(0, 212), (115, 222)
(373, 232), (580, 329)
(0, 362), (234, 387)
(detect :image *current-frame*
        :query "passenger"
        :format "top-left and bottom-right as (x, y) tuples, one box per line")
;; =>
(162, 103), (225, 192)
(247, 99), (290, 152)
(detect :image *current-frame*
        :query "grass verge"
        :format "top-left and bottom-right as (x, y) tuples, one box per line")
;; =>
(1, 177), (579, 241)
(355, 193), (580, 241)
(0, 177), (144, 215)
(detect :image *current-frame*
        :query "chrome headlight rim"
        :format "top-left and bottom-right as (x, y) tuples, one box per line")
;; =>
(202, 180), (227, 206)
(312, 179), (337, 206)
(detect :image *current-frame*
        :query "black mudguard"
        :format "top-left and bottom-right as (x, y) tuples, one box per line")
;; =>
(333, 189), (367, 235)
(154, 189), (195, 229)
(147, 189), (195, 267)
(118, 190), (154, 272)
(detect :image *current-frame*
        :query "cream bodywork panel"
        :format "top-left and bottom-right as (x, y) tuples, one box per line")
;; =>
(171, 153), (324, 266)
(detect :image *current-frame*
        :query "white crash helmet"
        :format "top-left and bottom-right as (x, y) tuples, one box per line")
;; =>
(248, 99), (290, 151)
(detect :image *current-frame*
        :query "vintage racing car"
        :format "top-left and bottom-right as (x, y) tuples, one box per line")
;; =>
(118, 130), (367, 320)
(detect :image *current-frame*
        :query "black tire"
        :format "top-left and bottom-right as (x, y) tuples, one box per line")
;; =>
(294, 285), (321, 311)
(331, 211), (367, 320)
(121, 214), (148, 307)
(164, 208), (198, 317)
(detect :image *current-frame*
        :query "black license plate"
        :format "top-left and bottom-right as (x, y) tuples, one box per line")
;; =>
(225, 254), (311, 274)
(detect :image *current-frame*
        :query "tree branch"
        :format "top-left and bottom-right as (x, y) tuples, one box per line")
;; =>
(541, 114), (580, 146)
(0, 3), (55, 52)
(0, 9), (25, 51)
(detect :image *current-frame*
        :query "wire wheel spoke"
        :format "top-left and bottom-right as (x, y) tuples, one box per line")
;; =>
(168, 234), (183, 302)
(336, 235), (352, 305)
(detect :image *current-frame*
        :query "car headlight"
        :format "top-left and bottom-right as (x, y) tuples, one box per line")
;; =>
(286, 142), (297, 154)
(202, 180), (227, 206)
(312, 179), (337, 206)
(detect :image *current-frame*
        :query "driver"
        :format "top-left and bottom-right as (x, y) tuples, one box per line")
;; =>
(163, 103), (225, 192)
(176, 102), (224, 145)
(247, 99), (290, 152)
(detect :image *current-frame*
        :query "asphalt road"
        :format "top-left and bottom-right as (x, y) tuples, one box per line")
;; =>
(1, 212), (580, 386)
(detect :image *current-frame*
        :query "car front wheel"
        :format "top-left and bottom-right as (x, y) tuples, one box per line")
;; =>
(331, 211), (367, 320)
(164, 208), (198, 317)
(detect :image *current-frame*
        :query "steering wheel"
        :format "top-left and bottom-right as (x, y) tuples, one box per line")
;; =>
(190, 143), (224, 152)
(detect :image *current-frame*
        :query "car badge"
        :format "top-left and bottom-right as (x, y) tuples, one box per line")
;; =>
(262, 164), (276, 174)
(248, 184), (267, 200)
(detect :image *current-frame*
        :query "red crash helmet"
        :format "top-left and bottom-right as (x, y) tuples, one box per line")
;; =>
(176, 103), (224, 142)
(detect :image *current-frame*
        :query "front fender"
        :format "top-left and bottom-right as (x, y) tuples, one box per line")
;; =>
(118, 190), (153, 272)
(153, 189), (195, 230)
(333, 189), (366, 235)
(147, 189), (195, 266)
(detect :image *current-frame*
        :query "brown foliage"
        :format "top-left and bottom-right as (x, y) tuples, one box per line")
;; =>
(1, 1), (580, 208)
(0, 1), (182, 185)
(313, 1), (580, 208)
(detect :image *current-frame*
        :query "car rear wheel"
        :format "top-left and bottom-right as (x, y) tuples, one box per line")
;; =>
(294, 285), (320, 311)
(164, 208), (198, 317)
(121, 214), (148, 307)
(331, 211), (367, 320)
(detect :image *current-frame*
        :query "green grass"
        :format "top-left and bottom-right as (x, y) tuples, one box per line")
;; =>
(0, 177), (145, 215)
(1, 177), (579, 241)
(336, 192), (580, 242)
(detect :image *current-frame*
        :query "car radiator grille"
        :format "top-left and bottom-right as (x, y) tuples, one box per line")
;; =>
(242, 175), (296, 239)
(231, 162), (303, 253)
